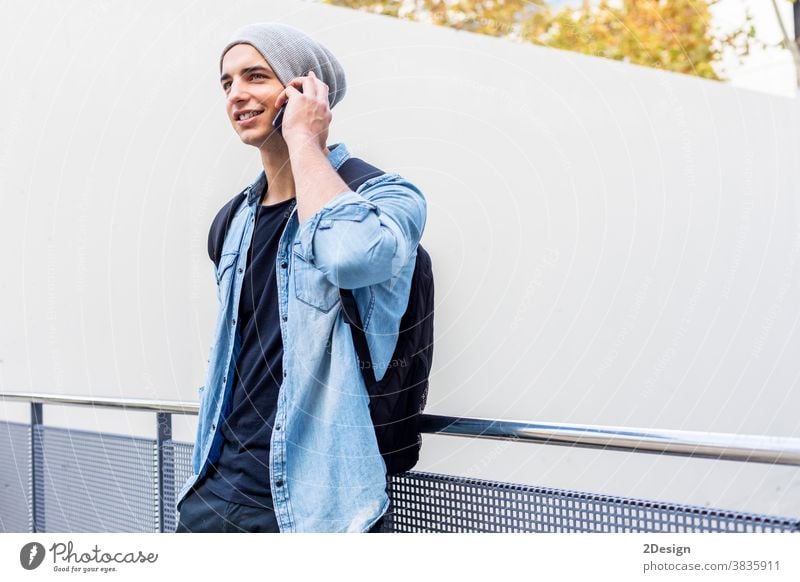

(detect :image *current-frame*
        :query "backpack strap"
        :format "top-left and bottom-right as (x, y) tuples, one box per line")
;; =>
(208, 190), (248, 269)
(337, 156), (385, 191)
(340, 291), (377, 387)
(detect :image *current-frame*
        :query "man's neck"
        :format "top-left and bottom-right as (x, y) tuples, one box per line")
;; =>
(258, 138), (330, 206)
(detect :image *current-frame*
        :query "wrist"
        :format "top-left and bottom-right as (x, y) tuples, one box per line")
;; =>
(285, 133), (323, 153)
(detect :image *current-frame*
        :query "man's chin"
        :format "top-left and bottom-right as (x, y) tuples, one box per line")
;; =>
(240, 128), (278, 147)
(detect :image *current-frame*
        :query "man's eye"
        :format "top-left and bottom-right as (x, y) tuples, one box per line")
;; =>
(222, 73), (266, 91)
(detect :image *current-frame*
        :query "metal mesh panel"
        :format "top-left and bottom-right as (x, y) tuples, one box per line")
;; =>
(163, 441), (798, 533)
(162, 440), (194, 533)
(384, 471), (800, 533)
(0, 421), (32, 532)
(6, 429), (798, 533)
(33, 426), (159, 532)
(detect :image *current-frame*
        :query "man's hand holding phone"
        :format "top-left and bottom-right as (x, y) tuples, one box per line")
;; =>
(273, 70), (331, 152)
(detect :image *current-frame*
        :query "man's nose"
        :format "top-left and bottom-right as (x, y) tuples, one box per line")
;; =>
(226, 79), (248, 105)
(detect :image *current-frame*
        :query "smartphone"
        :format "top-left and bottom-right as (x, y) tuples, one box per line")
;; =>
(272, 85), (303, 136)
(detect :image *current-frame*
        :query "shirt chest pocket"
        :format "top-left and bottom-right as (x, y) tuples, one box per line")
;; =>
(292, 243), (340, 312)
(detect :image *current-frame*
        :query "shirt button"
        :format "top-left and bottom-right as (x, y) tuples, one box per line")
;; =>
(283, 370), (287, 377)
(232, 318), (236, 325)
(282, 315), (287, 322)
(275, 423), (281, 431)
(222, 375), (227, 383)
(237, 268), (243, 274)
(280, 261), (288, 269)
(275, 479), (283, 488)
(211, 423), (216, 431)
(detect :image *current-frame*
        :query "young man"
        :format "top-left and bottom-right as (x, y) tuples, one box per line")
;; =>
(174, 23), (427, 533)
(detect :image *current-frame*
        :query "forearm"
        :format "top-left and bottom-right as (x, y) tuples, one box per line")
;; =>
(294, 173), (427, 289)
(288, 140), (350, 225)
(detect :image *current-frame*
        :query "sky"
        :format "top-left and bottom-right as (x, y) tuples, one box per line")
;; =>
(711, 0), (797, 97)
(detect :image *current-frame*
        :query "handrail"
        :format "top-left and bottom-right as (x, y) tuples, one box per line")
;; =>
(421, 415), (800, 467)
(0, 392), (199, 415)
(2, 391), (800, 467)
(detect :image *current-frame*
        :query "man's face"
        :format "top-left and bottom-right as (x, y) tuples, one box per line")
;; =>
(220, 43), (285, 147)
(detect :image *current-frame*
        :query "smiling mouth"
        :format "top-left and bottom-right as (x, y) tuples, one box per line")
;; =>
(236, 110), (265, 124)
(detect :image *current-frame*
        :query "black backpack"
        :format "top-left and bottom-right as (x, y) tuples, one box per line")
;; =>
(208, 157), (434, 476)
(337, 158), (434, 476)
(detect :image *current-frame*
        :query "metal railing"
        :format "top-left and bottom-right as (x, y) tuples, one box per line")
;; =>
(1, 391), (799, 533)
(420, 415), (800, 466)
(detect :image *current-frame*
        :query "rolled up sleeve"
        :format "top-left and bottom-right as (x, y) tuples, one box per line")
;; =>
(295, 173), (427, 289)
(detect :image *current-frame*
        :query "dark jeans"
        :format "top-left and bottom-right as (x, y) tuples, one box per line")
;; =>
(174, 478), (386, 533)
(174, 478), (280, 533)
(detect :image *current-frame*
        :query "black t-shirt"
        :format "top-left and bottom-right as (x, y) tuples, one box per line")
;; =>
(202, 196), (294, 510)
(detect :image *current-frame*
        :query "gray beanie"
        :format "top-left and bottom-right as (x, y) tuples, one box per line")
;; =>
(219, 22), (346, 109)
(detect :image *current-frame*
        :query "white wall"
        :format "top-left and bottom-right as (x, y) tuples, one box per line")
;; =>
(1, 0), (798, 517)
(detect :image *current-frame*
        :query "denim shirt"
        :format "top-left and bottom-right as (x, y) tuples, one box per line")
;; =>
(176, 143), (427, 532)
